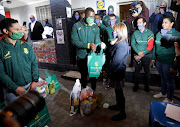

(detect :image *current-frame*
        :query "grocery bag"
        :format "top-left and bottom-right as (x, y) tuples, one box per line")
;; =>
(44, 69), (61, 90)
(70, 79), (81, 116)
(87, 49), (105, 77)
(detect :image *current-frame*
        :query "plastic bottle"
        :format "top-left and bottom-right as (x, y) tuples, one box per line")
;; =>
(97, 92), (103, 107)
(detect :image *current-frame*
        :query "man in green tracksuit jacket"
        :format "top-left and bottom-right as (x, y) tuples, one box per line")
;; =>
(102, 5), (120, 27)
(71, 7), (101, 91)
(131, 17), (154, 92)
(0, 18), (39, 104)
(95, 14), (106, 42)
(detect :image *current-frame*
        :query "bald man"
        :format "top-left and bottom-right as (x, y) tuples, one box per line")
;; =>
(29, 15), (44, 41)
(149, 1), (173, 34)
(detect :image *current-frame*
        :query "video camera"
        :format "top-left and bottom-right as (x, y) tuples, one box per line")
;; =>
(0, 90), (45, 127)
(129, 7), (138, 16)
(161, 34), (180, 49)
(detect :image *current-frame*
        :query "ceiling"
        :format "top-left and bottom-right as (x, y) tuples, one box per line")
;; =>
(1, 0), (49, 9)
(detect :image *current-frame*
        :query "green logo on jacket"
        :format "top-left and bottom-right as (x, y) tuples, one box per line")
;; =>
(24, 48), (29, 54)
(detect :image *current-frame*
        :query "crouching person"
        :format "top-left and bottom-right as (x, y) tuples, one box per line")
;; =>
(104, 23), (129, 121)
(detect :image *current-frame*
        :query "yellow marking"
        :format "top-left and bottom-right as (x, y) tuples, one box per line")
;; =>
(4, 56), (11, 59)
(24, 48), (29, 54)
(78, 27), (81, 30)
(21, 41), (24, 44)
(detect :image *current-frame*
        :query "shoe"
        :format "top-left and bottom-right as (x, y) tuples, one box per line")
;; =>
(163, 98), (173, 103)
(108, 105), (121, 111)
(144, 86), (150, 92)
(105, 85), (111, 90)
(153, 92), (166, 98)
(133, 85), (139, 92)
(112, 112), (126, 121)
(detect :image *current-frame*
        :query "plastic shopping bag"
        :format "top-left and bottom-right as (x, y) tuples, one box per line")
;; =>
(87, 49), (106, 77)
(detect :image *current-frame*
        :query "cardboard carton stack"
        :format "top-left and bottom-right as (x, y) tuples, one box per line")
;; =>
(33, 39), (57, 64)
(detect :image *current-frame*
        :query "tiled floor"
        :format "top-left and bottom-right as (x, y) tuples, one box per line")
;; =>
(39, 69), (180, 127)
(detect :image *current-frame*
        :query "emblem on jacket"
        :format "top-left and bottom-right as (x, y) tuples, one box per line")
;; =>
(4, 51), (11, 59)
(24, 48), (29, 54)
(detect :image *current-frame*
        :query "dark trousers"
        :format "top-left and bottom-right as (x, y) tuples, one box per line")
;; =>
(134, 54), (151, 87)
(130, 48), (135, 65)
(116, 88), (125, 112)
(77, 57), (96, 91)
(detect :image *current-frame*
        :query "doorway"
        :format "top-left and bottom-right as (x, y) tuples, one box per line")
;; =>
(119, 4), (132, 22)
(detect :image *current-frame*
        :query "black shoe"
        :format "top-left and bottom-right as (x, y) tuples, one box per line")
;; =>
(112, 112), (126, 121)
(133, 85), (139, 92)
(144, 86), (150, 92)
(108, 105), (121, 111)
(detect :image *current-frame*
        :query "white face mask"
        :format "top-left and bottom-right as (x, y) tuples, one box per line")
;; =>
(138, 8), (142, 14)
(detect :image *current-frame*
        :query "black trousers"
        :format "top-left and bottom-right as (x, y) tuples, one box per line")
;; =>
(134, 54), (151, 86)
(77, 57), (96, 91)
(115, 88), (125, 112)
(0, 86), (4, 102)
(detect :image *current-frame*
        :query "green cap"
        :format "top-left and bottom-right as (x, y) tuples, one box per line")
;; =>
(108, 5), (114, 10)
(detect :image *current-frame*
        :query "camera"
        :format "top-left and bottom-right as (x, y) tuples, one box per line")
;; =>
(0, 90), (45, 127)
(160, 34), (180, 49)
(129, 7), (138, 15)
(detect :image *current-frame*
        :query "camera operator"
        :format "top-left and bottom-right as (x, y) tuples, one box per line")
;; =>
(127, 1), (149, 67)
(170, 0), (180, 32)
(149, 1), (173, 35)
(0, 18), (39, 105)
(152, 15), (180, 103)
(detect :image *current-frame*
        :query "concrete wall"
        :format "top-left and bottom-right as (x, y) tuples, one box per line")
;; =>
(71, 0), (170, 18)
(9, 0), (50, 26)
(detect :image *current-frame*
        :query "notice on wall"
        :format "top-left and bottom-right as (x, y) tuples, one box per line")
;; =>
(56, 30), (65, 44)
(66, 7), (72, 18)
(56, 18), (62, 30)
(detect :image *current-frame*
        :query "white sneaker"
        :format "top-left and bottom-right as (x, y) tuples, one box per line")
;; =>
(153, 92), (166, 98)
(163, 98), (173, 103)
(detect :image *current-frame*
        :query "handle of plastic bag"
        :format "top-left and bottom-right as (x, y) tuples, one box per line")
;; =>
(45, 69), (50, 76)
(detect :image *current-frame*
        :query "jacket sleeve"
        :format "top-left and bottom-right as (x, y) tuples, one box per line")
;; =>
(116, 16), (121, 23)
(127, 15), (134, 24)
(131, 32), (139, 54)
(170, 2), (180, 12)
(149, 13), (156, 23)
(152, 38), (156, 60)
(95, 27), (101, 45)
(139, 8), (149, 24)
(71, 24), (88, 49)
(28, 45), (39, 81)
(143, 32), (154, 55)
(0, 58), (19, 91)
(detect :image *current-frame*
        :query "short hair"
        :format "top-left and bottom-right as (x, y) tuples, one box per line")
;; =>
(0, 18), (18, 34)
(85, 7), (95, 17)
(109, 14), (116, 18)
(137, 17), (146, 23)
(113, 23), (128, 43)
(95, 14), (100, 16)
(164, 15), (175, 27)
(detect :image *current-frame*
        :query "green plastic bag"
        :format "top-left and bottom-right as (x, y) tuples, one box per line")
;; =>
(88, 49), (106, 77)
(44, 69), (61, 91)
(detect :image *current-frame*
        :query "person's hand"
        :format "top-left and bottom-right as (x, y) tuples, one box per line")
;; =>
(138, 51), (145, 58)
(155, 9), (159, 14)
(15, 87), (26, 96)
(169, 68), (176, 73)
(174, 42), (180, 56)
(151, 60), (155, 64)
(135, 55), (141, 61)
(96, 23), (101, 27)
(159, 9), (165, 14)
(22, 26), (28, 35)
(90, 43), (96, 51)
(27, 82), (37, 90)
(101, 42), (106, 49)
(132, 11), (139, 17)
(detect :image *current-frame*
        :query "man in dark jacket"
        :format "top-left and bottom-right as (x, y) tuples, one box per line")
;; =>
(29, 15), (44, 41)
(170, 0), (180, 32)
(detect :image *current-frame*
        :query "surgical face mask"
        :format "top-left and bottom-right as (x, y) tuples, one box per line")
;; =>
(108, 11), (114, 15)
(86, 18), (95, 25)
(138, 25), (144, 30)
(9, 31), (23, 40)
(112, 31), (118, 39)
(161, 29), (170, 35)
(75, 15), (79, 20)
(109, 20), (116, 26)
(95, 19), (100, 24)
(30, 18), (35, 22)
(138, 8), (142, 14)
